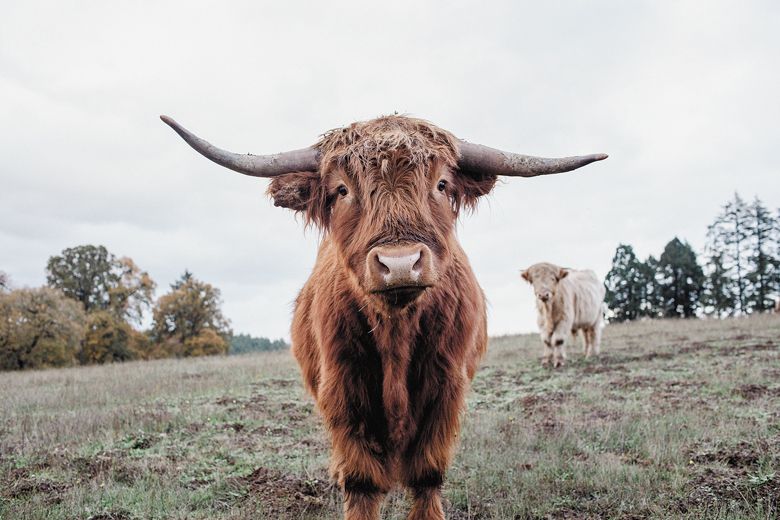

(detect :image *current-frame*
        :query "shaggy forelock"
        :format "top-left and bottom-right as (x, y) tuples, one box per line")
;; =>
(317, 115), (460, 173)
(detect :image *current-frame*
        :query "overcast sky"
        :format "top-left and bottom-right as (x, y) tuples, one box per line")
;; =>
(1, 1), (778, 339)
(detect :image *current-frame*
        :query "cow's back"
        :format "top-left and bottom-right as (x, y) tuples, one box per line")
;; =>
(560, 269), (604, 328)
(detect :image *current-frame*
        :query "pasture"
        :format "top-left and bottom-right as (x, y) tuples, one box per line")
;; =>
(1, 315), (778, 519)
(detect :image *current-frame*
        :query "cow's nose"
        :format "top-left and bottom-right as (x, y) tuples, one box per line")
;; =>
(539, 293), (550, 302)
(367, 244), (434, 298)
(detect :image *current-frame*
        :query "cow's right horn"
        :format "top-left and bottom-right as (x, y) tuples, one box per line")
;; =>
(458, 140), (607, 178)
(160, 116), (320, 177)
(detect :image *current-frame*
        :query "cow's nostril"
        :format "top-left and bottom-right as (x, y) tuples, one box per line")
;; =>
(374, 254), (390, 276)
(412, 250), (424, 273)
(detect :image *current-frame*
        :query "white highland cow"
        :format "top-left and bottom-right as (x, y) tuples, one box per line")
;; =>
(521, 262), (606, 367)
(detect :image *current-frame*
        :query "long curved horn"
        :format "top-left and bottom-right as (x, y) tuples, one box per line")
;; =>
(160, 115), (319, 177)
(458, 141), (607, 178)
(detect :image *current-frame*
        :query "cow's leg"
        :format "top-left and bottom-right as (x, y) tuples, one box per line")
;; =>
(576, 329), (589, 355)
(329, 424), (390, 520)
(592, 323), (602, 355)
(402, 379), (464, 520)
(319, 350), (391, 520)
(541, 336), (554, 367)
(580, 328), (590, 357)
(550, 327), (568, 368)
(406, 477), (445, 520)
(342, 475), (386, 520)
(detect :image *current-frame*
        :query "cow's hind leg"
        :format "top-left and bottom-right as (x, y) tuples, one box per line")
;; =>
(592, 323), (602, 355)
(575, 328), (588, 355)
(582, 328), (593, 358)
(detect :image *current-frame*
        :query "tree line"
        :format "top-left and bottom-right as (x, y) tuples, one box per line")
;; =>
(605, 194), (780, 321)
(0, 245), (287, 370)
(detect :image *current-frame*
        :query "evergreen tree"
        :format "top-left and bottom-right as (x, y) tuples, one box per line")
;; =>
(655, 238), (704, 318)
(605, 244), (653, 321)
(642, 255), (662, 318)
(706, 193), (750, 313)
(743, 197), (780, 312)
(230, 334), (289, 355)
(702, 251), (736, 316)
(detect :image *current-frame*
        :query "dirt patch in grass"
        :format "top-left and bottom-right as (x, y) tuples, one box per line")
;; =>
(734, 383), (780, 400)
(582, 363), (629, 374)
(235, 467), (332, 516)
(222, 422), (246, 432)
(519, 391), (569, 413)
(3, 473), (70, 504)
(717, 341), (777, 356)
(690, 439), (775, 468)
(73, 451), (140, 483)
(586, 409), (622, 422)
(681, 466), (780, 514)
(609, 375), (658, 389)
(87, 511), (133, 520)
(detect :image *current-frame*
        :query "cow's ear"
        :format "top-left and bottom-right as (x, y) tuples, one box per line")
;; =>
(521, 270), (531, 283)
(557, 268), (569, 281)
(267, 171), (329, 228)
(453, 170), (498, 211)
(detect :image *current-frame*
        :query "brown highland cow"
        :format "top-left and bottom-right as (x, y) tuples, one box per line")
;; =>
(162, 114), (606, 519)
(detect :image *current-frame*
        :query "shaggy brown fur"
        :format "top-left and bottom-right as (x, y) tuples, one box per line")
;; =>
(267, 116), (496, 519)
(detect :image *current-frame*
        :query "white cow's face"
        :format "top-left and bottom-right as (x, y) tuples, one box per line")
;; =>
(521, 263), (568, 304)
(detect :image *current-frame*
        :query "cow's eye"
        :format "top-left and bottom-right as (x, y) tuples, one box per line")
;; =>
(437, 180), (447, 192)
(337, 185), (348, 197)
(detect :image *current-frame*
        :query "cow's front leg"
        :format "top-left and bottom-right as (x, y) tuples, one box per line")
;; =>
(407, 480), (445, 520)
(541, 335), (554, 367)
(326, 416), (390, 520)
(550, 329), (568, 368)
(342, 474), (386, 520)
(402, 377), (465, 520)
(319, 360), (391, 519)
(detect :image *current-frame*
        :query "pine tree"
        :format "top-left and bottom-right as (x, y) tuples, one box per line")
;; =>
(605, 244), (657, 321)
(706, 193), (750, 313)
(642, 255), (662, 318)
(702, 251), (736, 316)
(743, 197), (780, 312)
(655, 238), (704, 318)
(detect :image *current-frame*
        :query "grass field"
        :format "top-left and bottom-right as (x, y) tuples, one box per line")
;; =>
(1, 315), (779, 519)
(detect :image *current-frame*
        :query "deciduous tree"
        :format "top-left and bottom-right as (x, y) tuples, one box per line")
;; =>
(46, 245), (155, 323)
(0, 288), (86, 370)
(151, 272), (230, 357)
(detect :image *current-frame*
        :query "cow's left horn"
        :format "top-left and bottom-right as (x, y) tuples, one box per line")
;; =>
(458, 141), (607, 178)
(160, 116), (320, 177)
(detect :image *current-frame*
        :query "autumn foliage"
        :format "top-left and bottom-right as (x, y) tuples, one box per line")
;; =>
(1, 245), (233, 370)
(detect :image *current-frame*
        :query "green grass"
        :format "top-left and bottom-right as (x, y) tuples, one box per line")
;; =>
(1, 315), (779, 519)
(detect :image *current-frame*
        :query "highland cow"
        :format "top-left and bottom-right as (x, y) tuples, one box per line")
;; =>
(522, 262), (606, 368)
(162, 114), (606, 519)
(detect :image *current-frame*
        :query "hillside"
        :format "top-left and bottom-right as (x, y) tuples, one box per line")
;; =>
(1, 315), (778, 519)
